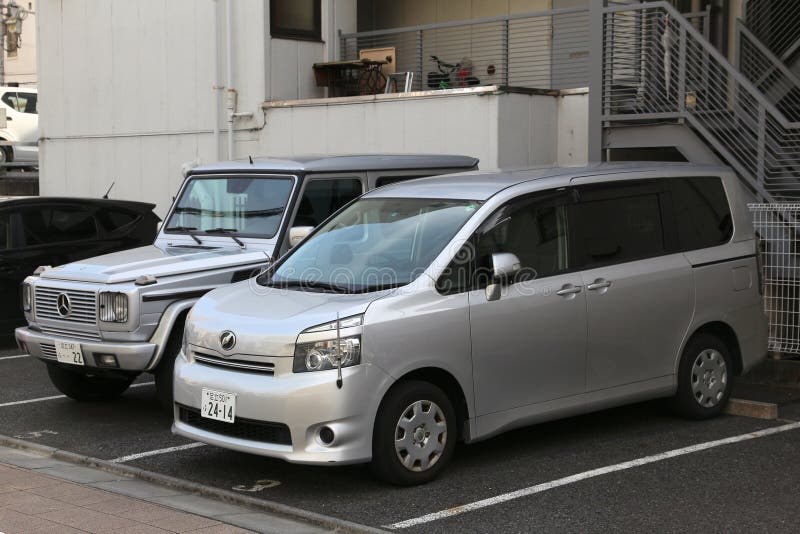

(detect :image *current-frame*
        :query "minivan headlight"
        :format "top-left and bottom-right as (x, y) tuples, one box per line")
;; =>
(99, 292), (129, 323)
(293, 336), (361, 373)
(21, 283), (32, 312)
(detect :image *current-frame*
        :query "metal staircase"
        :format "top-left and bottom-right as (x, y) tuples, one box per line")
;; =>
(600, 1), (800, 202)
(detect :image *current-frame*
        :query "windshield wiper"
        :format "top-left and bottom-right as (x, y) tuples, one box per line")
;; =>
(266, 279), (352, 293)
(205, 228), (245, 248)
(163, 226), (203, 245)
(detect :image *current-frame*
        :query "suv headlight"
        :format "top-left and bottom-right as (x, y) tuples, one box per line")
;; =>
(21, 283), (32, 312)
(99, 292), (129, 323)
(293, 314), (363, 373)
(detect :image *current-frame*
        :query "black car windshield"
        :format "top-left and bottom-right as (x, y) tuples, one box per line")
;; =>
(264, 197), (480, 292)
(164, 176), (293, 238)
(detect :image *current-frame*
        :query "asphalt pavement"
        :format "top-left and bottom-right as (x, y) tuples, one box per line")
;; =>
(2, 343), (800, 532)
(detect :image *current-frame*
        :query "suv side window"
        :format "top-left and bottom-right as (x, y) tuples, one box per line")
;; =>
(438, 192), (570, 293)
(669, 176), (732, 250)
(1, 92), (37, 114)
(293, 178), (363, 227)
(572, 182), (669, 269)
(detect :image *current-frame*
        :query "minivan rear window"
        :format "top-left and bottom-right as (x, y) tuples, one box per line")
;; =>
(669, 177), (732, 251)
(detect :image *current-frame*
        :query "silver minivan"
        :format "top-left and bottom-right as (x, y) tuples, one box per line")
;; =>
(173, 164), (768, 485)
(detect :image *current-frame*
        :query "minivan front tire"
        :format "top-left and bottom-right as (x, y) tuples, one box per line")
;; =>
(46, 363), (134, 402)
(371, 380), (456, 486)
(673, 333), (733, 419)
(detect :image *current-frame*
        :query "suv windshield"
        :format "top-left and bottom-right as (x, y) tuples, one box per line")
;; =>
(264, 197), (480, 292)
(164, 176), (293, 239)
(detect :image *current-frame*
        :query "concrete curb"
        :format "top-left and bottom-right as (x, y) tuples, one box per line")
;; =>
(0, 434), (387, 534)
(724, 398), (779, 420)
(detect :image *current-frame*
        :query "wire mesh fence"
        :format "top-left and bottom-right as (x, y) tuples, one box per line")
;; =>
(750, 203), (800, 354)
(340, 7), (591, 93)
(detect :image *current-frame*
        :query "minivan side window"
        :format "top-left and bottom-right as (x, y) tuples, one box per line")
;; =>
(572, 183), (667, 268)
(437, 193), (569, 293)
(669, 177), (732, 250)
(293, 178), (363, 227)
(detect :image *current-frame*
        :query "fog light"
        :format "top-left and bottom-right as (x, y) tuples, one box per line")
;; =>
(318, 426), (335, 446)
(97, 354), (119, 368)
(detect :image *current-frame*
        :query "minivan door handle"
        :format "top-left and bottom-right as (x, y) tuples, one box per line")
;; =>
(587, 278), (611, 291)
(556, 284), (582, 297)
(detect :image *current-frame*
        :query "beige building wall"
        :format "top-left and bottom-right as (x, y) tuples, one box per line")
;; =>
(4, 0), (37, 86)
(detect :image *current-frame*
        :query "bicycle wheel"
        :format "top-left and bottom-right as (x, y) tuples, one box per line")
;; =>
(357, 69), (386, 95)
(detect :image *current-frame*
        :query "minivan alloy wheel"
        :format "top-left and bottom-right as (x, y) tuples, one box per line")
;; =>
(394, 399), (447, 472)
(691, 349), (727, 407)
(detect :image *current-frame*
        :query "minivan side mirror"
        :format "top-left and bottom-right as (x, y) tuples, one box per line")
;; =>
(486, 252), (521, 302)
(289, 226), (314, 247)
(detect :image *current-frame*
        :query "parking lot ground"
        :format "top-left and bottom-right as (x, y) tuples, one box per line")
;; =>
(3, 349), (800, 532)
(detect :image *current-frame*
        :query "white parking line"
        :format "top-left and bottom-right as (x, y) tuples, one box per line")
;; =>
(0, 354), (29, 360)
(0, 382), (155, 408)
(110, 442), (206, 463)
(386, 421), (800, 530)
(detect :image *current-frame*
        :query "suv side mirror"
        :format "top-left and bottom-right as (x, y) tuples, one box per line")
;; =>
(486, 252), (521, 302)
(289, 226), (314, 247)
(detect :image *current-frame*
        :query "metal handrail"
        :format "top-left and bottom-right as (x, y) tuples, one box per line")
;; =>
(604, 1), (800, 129)
(339, 6), (591, 40)
(737, 20), (800, 91)
(340, 6), (591, 93)
(601, 1), (800, 201)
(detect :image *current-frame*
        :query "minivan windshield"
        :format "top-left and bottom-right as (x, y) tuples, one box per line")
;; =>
(264, 198), (480, 293)
(164, 176), (294, 239)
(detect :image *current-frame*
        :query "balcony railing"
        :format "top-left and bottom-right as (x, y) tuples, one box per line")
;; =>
(340, 7), (591, 93)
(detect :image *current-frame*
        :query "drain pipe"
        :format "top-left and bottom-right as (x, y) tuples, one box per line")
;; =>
(212, 0), (221, 160)
(226, 0), (236, 160)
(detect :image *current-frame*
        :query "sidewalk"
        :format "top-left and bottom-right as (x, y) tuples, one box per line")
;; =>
(0, 446), (332, 534)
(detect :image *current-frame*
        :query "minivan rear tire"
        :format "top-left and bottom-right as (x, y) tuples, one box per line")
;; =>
(673, 333), (733, 419)
(46, 363), (134, 402)
(371, 380), (456, 486)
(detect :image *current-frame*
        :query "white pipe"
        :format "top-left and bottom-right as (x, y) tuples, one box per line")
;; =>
(226, 0), (234, 160)
(212, 0), (220, 161)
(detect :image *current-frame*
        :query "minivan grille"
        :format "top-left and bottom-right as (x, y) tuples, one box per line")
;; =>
(177, 405), (292, 445)
(35, 286), (97, 325)
(193, 351), (275, 375)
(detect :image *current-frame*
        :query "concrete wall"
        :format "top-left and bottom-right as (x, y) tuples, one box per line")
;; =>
(257, 88), (588, 170)
(4, 0), (36, 86)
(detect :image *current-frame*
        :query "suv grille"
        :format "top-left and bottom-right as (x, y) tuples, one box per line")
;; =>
(40, 326), (102, 342)
(35, 286), (97, 325)
(177, 405), (292, 446)
(193, 351), (275, 375)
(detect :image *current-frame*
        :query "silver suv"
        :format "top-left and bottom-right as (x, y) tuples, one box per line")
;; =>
(174, 163), (768, 485)
(15, 154), (478, 406)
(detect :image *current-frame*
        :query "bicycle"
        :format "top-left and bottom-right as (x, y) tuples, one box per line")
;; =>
(426, 55), (481, 89)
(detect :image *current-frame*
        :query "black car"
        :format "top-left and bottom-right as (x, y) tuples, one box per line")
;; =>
(0, 197), (160, 335)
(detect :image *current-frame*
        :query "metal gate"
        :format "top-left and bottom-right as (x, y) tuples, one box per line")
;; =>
(750, 203), (800, 355)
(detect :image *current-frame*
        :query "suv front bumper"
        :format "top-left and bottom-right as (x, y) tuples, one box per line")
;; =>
(15, 327), (157, 372)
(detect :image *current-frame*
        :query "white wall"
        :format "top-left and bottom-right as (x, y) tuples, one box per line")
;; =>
(258, 88), (587, 170)
(37, 0), (357, 216)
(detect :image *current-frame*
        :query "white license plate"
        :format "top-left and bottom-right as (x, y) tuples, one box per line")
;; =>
(201, 388), (236, 423)
(54, 341), (84, 366)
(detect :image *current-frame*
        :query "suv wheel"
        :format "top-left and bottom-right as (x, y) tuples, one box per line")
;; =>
(46, 363), (134, 402)
(673, 333), (733, 419)
(370, 380), (456, 486)
(0, 145), (11, 163)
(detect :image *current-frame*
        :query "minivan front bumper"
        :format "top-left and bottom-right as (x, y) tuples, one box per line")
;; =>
(15, 327), (157, 371)
(172, 353), (390, 465)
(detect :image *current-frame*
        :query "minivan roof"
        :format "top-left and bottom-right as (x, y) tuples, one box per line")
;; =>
(190, 154), (479, 175)
(364, 162), (733, 201)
